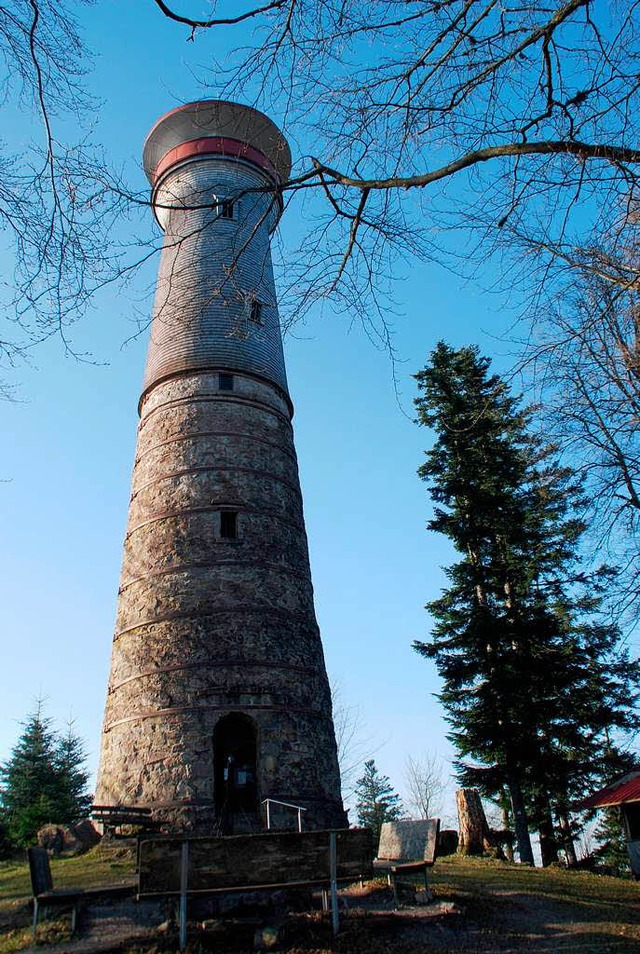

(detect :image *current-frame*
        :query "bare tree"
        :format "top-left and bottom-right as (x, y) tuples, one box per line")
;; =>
(0, 1), (132, 386)
(8, 2), (640, 398)
(528, 245), (640, 619)
(330, 679), (373, 807)
(148, 1), (640, 339)
(404, 752), (447, 820)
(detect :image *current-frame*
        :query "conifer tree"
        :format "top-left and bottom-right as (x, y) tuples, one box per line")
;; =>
(54, 720), (92, 823)
(593, 809), (630, 876)
(0, 702), (92, 846)
(354, 759), (403, 844)
(0, 702), (60, 846)
(413, 343), (640, 865)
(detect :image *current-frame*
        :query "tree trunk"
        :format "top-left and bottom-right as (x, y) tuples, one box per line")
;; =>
(558, 810), (578, 867)
(537, 797), (559, 867)
(499, 789), (514, 862)
(506, 773), (535, 865)
(456, 789), (492, 855)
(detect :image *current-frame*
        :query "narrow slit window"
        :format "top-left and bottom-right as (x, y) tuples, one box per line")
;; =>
(249, 300), (263, 325)
(220, 511), (238, 539)
(219, 373), (234, 391)
(220, 200), (235, 220)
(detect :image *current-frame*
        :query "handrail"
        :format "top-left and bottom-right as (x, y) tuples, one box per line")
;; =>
(261, 797), (307, 832)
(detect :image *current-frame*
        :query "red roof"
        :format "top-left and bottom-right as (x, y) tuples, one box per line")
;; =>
(580, 770), (640, 809)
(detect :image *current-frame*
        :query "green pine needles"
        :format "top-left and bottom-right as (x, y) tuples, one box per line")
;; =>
(0, 700), (92, 849)
(354, 759), (403, 845)
(414, 342), (640, 867)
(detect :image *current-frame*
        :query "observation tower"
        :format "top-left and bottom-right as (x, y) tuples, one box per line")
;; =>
(95, 101), (346, 832)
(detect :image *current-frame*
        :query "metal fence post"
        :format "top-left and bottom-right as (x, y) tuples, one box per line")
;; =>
(329, 831), (339, 934)
(179, 840), (189, 951)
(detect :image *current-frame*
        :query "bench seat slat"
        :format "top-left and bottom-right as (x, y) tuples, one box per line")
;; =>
(390, 861), (430, 874)
(91, 805), (157, 835)
(35, 883), (136, 901)
(139, 875), (361, 899)
(92, 805), (152, 814)
(34, 889), (86, 902)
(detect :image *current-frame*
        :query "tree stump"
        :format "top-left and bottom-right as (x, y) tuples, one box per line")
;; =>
(456, 789), (493, 856)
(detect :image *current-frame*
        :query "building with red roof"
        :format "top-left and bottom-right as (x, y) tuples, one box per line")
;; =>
(581, 770), (640, 877)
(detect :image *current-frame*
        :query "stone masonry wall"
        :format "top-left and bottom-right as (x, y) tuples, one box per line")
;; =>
(95, 370), (345, 830)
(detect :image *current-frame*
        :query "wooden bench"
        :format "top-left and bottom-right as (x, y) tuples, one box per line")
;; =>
(373, 818), (440, 906)
(28, 847), (136, 939)
(91, 803), (161, 837)
(138, 828), (373, 950)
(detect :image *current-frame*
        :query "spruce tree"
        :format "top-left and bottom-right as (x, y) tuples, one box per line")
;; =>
(354, 760), (403, 844)
(0, 702), (92, 846)
(0, 702), (60, 846)
(593, 808), (631, 876)
(414, 343), (640, 865)
(54, 720), (92, 822)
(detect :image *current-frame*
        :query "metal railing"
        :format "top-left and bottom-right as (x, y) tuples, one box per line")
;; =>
(262, 798), (307, 832)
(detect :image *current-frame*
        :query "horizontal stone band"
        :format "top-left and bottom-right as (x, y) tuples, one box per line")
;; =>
(104, 702), (331, 732)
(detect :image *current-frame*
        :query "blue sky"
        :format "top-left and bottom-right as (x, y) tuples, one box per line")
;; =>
(0, 1), (524, 821)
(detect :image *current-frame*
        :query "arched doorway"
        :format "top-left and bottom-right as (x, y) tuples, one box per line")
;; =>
(213, 713), (258, 828)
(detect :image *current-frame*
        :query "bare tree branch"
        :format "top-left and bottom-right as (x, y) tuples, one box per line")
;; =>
(524, 244), (640, 620)
(405, 753), (447, 820)
(150, 0), (288, 30)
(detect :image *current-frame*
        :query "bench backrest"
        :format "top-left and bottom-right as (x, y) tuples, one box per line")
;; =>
(28, 847), (53, 896)
(92, 804), (153, 821)
(377, 818), (440, 863)
(138, 828), (373, 895)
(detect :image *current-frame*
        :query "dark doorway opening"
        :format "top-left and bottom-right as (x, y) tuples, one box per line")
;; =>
(214, 713), (258, 828)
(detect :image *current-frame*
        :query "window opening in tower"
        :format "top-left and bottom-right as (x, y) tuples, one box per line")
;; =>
(220, 511), (238, 539)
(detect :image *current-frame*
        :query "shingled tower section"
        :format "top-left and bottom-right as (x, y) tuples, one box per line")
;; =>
(95, 101), (346, 832)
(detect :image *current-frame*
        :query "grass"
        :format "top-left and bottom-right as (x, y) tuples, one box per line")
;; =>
(0, 842), (136, 953)
(430, 855), (640, 951)
(434, 853), (640, 904)
(0, 849), (639, 952)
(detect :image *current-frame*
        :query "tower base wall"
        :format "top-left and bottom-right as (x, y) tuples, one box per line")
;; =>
(95, 371), (346, 833)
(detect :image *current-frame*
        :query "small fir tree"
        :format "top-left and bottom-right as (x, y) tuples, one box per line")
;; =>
(54, 720), (92, 822)
(0, 702), (92, 847)
(354, 759), (403, 844)
(593, 808), (631, 876)
(0, 702), (59, 846)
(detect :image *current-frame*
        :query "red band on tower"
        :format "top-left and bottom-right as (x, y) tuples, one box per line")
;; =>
(152, 136), (279, 186)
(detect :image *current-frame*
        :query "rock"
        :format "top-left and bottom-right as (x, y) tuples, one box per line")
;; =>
(432, 901), (463, 916)
(73, 818), (102, 849)
(37, 820), (101, 856)
(437, 829), (459, 856)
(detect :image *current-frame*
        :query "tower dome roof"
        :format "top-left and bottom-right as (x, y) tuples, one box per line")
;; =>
(143, 100), (292, 185)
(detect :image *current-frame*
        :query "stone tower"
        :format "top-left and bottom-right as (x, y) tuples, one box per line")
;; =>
(95, 101), (346, 832)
